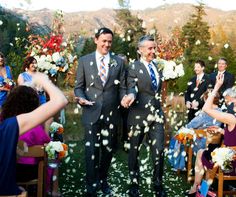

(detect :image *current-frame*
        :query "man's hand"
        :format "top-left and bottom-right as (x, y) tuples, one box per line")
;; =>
(191, 100), (199, 109)
(75, 97), (95, 106)
(121, 94), (135, 108)
(207, 126), (224, 134)
(186, 101), (192, 109)
(215, 73), (224, 90)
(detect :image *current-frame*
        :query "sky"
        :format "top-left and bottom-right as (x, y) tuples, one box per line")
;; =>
(0, 0), (236, 12)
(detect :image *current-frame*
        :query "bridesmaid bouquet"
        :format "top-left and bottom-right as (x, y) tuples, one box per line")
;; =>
(211, 147), (235, 173)
(49, 122), (64, 135)
(45, 141), (68, 160)
(0, 78), (15, 90)
(49, 121), (64, 142)
(175, 127), (194, 145)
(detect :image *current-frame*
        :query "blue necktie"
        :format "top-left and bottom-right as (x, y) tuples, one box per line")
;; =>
(148, 63), (158, 91)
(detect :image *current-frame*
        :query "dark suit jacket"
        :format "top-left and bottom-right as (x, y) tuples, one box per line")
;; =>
(126, 60), (164, 127)
(74, 52), (126, 125)
(209, 71), (235, 96)
(184, 74), (209, 109)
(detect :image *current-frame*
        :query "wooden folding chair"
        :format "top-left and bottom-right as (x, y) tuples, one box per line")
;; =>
(207, 146), (236, 197)
(16, 140), (47, 197)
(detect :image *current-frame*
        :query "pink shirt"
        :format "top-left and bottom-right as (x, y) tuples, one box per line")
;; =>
(18, 125), (50, 165)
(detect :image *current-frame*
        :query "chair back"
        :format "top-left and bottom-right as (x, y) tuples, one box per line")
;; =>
(17, 140), (47, 197)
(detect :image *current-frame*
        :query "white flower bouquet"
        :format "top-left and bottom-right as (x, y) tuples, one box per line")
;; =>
(49, 121), (64, 135)
(154, 58), (184, 80)
(211, 147), (235, 172)
(45, 141), (68, 160)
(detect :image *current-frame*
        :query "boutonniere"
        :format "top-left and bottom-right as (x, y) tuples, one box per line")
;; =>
(108, 58), (118, 67)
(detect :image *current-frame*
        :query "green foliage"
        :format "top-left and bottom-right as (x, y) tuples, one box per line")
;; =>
(0, 8), (30, 78)
(219, 44), (236, 75)
(115, 7), (146, 59)
(180, 2), (211, 92)
(80, 33), (130, 58)
(80, 37), (96, 57)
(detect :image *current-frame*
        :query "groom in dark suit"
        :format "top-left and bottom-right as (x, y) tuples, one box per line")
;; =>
(74, 27), (126, 197)
(121, 35), (166, 197)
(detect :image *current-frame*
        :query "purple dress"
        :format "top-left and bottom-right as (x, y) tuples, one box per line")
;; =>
(17, 125), (50, 164)
(202, 125), (236, 174)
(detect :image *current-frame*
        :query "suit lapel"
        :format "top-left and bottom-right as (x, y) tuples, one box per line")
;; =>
(153, 61), (161, 90)
(139, 61), (155, 91)
(198, 74), (206, 88)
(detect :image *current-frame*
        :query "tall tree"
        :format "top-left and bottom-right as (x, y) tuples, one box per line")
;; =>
(115, 0), (146, 59)
(181, 2), (211, 65)
(180, 2), (211, 91)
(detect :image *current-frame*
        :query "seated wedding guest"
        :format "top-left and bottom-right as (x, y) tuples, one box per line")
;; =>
(185, 60), (209, 122)
(223, 87), (236, 115)
(187, 74), (236, 196)
(9, 86), (51, 193)
(168, 89), (222, 171)
(0, 72), (67, 196)
(17, 56), (46, 104)
(0, 52), (14, 108)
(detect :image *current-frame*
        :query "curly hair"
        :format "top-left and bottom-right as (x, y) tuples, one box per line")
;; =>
(1, 86), (39, 120)
(0, 52), (6, 66)
(22, 56), (36, 71)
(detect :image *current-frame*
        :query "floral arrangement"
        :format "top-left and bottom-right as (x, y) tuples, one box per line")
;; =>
(154, 27), (186, 80)
(49, 121), (64, 135)
(26, 10), (76, 77)
(0, 78), (15, 89)
(155, 58), (184, 80)
(45, 141), (68, 160)
(27, 34), (75, 77)
(211, 147), (235, 172)
(49, 121), (64, 142)
(175, 127), (194, 145)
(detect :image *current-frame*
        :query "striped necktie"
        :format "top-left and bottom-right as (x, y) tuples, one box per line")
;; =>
(148, 63), (158, 91)
(99, 56), (107, 86)
(196, 77), (200, 87)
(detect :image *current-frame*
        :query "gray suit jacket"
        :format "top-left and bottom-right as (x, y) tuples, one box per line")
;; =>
(126, 60), (164, 127)
(74, 52), (126, 125)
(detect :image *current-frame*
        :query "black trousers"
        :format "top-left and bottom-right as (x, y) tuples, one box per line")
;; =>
(128, 121), (165, 186)
(84, 120), (117, 193)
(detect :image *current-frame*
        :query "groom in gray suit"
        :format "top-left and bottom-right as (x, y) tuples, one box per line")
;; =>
(74, 27), (126, 197)
(121, 35), (166, 197)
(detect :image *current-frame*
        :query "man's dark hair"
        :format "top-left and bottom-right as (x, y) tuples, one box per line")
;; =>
(95, 27), (113, 38)
(195, 59), (206, 67)
(138, 35), (155, 48)
(218, 57), (228, 65)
